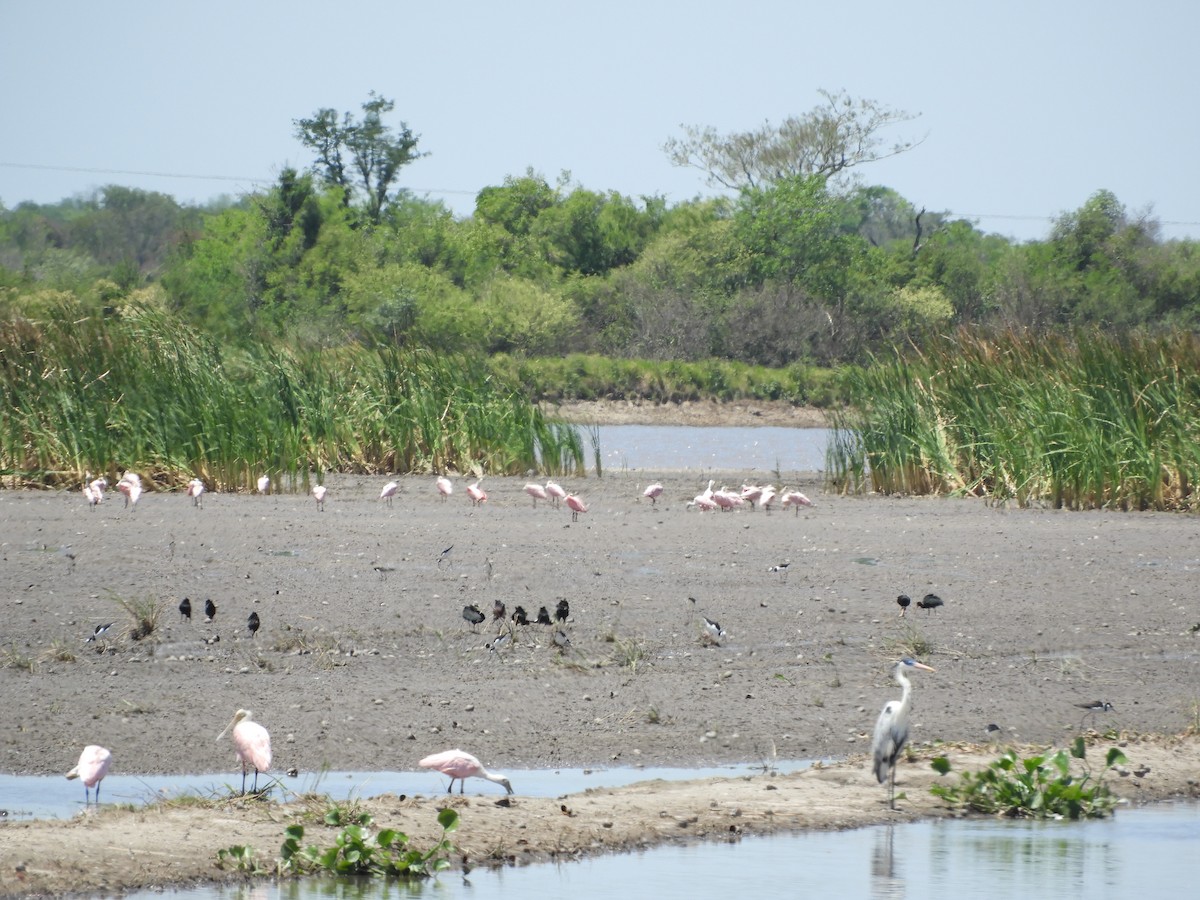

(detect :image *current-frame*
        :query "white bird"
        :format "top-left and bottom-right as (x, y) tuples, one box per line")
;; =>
(871, 658), (936, 809)
(436, 476), (453, 501)
(66, 744), (112, 806)
(311, 484), (327, 511)
(757, 485), (777, 512)
(83, 481), (103, 509)
(186, 477), (205, 508)
(420, 748), (513, 794)
(702, 616), (726, 645)
(380, 480), (399, 507)
(256, 474), (270, 495)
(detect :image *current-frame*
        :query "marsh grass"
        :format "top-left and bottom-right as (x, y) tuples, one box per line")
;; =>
(885, 625), (935, 660)
(0, 304), (585, 491)
(109, 591), (161, 641)
(1, 644), (36, 672)
(828, 329), (1200, 510)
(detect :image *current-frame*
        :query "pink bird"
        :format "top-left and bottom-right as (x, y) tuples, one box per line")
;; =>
(83, 481), (103, 509)
(379, 480), (399, 507)
(216, 708), (272, 795)
(712, 488), (743, 511)
(66, 744), (112, 806)
(757, 485), (777, 513)
(642, 483), (664, 506)
(524, 482), (550, 507)
(545, 480), (566, 508)
(419, 748), (513, 795)
(311, 484), (327, 511)
(436, 476), (453, 501)
(781, 489), (813, 515)
(256, 474), (271, 495)
(186, 477), (205, 508)
(565, 493), (588, 522)
(116, 472), (142, 508)
(466, 481), (488, 507)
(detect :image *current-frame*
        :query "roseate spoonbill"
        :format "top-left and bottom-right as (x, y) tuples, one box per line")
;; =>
(712, 488), (743, 511)
(757, 485), (777, 512)
(536, 606), (552, 626)
(565, 493), (587, 521)
(916, 593), (944, 614)
(545, 480), (566, 508)
(871, 658), (936, 809)
(247, 611), (260, 637)
(311, 484), (327, 511)
(216, 709), (272, 795)
(187, 478), (205, 507)
(379, 480), (399, 507)
(703, 616), (726, 645)
(524, 483), (550, 507)
(436, 476), (453, 500)
(83, 481), (103, 509)
(642, 483), (664, 506)
(462, 604), (485, 630)
(555, 598), (570, 624)
(740, 483), (764, 506)
(419, 748), (513, 795)
(66, 744), (112, 805)
(769, 562), (790, 582)
(117, 476), (142, 508)
(256, 474), (270, 495)
(466, 481), (488, 507)
(781, 490), (813, 514)
(179, 597), (192, 622)
(204, 598), (217, 622)
(896, 594), (911, 617)
(687, 493), (719, 512)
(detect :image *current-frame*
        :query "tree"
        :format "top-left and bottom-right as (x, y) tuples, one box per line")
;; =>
(294, 93), (425, 225)
(663, 89), (919, 190)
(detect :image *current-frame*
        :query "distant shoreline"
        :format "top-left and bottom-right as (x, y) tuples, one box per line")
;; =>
(544, 399), (831, 428)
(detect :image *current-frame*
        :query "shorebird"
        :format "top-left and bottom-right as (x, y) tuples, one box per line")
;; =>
(86, 622), (114, 643)
(916, 593), (944, 614)
(565, 494), (587, 522)
(66, 745), (112, 806)
(436, 475), (453, 501)
(419, 748), (513, 795)
(769, 562), (791, 582)
(524, 483), (550, 507)
(187, 477), (205, 508)
(1077, 700), (1115, 728)
(311, 484), (327, 511)
(642, 483), (664, 506)
(553, 628), (572, 651)
(896, 594), (912, 617)
(379, 480), (399, 507)
(437, 545), (454, 569)
(216, 709), (271, 795)
(702, 616), (726, 645)
(466, 481), (488, 507)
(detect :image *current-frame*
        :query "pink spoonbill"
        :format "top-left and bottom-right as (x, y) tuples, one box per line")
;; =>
(466, 480), (488, 507)
(256, 474), (270, 495)
(545, 480), (566, 508)
(781, 489), (813, 514)
(311, 484), (327, 511)
(642, 483), (664, 506)
(524, 482), (550, 507)
(186, 477), (205, 508)
(436, 475), (453, 500)
(565, 493), (588, 522)
(66, 744), (112, 806)
(216, 708), (272, 795)
(419, 748), (513, 794)
(379, 480), (399, 507)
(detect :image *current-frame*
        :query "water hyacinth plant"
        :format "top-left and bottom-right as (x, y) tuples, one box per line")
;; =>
(827, 329), (1200, 510)
(0, 304), (585, 490)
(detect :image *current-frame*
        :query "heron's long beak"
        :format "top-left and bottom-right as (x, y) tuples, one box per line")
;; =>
(915, 662), (937, 672)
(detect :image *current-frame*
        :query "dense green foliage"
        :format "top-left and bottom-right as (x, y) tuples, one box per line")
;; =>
(278, 807), (458, 878)
(0, 303), (584, 489)
(930, 739), (1127, 819)
(827, 329), (1200, 510)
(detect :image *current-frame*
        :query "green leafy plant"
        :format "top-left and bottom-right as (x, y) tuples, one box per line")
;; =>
(930, 737), (1128, 819)
(216, 845), (267, 875)
(279, 807), (459, 878)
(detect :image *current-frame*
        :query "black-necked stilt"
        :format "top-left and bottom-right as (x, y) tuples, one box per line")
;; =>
(553, 629), (572, 651)
(438, 545), (454, 569)
(204, 599), (217, 622)
(462, 604), (485, 630)
(702, 616), (726, 645)
(896, 594), (912, 617)
(86, 622), (114, 643)
(488, 632), (511, 653)
(917, 593), (944, 613)
(1076, 699), (1115, 728)
(769, 562), (790, 582)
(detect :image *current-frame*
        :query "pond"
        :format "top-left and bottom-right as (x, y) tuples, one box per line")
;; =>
(590, 425), (831, 473)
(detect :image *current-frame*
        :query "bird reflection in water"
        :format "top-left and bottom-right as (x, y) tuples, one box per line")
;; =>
(870, 825), (904, 899)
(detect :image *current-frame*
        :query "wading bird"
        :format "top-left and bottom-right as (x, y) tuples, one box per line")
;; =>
(553, 628), (572, 651)
(216, 709), (272, 794)
(536, 606), (552, 626)
(565, 493), (587, 522)
(642, 483), (664, 506)
(492, 599), (507, 624)
(247, 611), (260, 637)
(1076, 700), (1115, 728)
(916, 594), (944, 614)
(117, 473), (142, 508)
(256, 474), (270, 495)
(703, 616), (726, 645)
(781, 489), (813, 514)
(311, 484), (327, 511)
(86, 622), (114, 643)
(896, 594), (912, 617)
(511, 605), (530, 627)
(555, 598), (570, 624)
(462, 604), (485, 630)
(204, 599), (217, 623)
(83, 480), (103, 509)
(379, 480), (399, 507)
(871, 658), (936, 809)
(179, 597), (192, 622)
(524, 483), (550, 507)
(419, 748), (513, 795)
(66, 744), (112, 806)
(769, 562), (791, 582)
(545, 480), (566, 508)
(436, 475), (453, 501)
(466, 481), (488, 507)
(437, 545), (454, 569)
(187, 478), (205, 508)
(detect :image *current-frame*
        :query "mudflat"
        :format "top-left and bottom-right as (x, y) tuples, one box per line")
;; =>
(2, 462), (1199, 895)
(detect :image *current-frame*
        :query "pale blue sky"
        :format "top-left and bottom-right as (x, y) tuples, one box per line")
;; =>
(2, 1), (1197, 242)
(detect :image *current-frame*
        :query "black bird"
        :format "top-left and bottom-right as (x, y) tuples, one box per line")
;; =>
(555, 599), (570, 624)
(86, 622), (114, 642)
(247, 611), (260, 637)
(985, 723), (1003, 743)
(536, 606), (553, 626)
(179, 597), (192, 622)
(204, 598), (217, 622)
(512, 605), (530, 627)
(916, 593), (944, 613)
(492, 599), (506, 623)
(462, 604), (486, 630)
(896, 594), (912, 617)
(702, 616), (726, 645)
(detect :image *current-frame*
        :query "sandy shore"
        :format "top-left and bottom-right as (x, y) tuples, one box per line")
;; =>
(2, 465), (1199, 894)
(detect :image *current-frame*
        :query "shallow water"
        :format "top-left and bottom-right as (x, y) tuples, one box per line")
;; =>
(592, 425), (830, 473)
(113, 800), (1199, 900)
